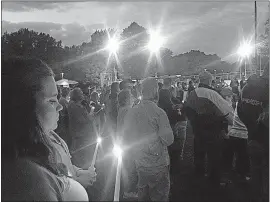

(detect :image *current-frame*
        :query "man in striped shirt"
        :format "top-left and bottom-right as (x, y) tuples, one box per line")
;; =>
(184, 71), (234, 185)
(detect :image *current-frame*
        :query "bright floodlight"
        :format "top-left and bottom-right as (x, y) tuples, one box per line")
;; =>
(97, 137), (102, 144)
(106, 38), (120, 53)
(147, 30), (165, 53)
(113, 145), (122, 158)
(237, 42), (253, 58)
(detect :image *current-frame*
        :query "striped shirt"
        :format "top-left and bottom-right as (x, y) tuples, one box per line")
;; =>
(228, 103), (248, 139)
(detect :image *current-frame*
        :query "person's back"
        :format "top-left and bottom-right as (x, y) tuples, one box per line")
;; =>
(67, 88), (96, 167)
(184, 71), (233, 184)
(238, 69), (269, 201)
(123, 78), (173, 201)
(158, 80), (180, 127)
(237, 74), (268, 141)
(176, 82), (184, 102)
(68, 100), (93, 140)
(124, 100), (174, 168)
(188, 81), (195, 94)
(105, 82), (119, 131)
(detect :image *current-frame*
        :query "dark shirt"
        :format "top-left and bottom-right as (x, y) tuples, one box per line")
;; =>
(158, 89), (184, 126)
(55, 97), (70, 146)
(237, 76), (269, 143)
(176, 88), (184, 102)
(188, 85), (195, 94)
(184, 83), (232, 139)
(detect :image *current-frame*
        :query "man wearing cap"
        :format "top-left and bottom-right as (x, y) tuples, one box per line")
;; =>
(122, 78), (174, 201)
(184, 71), (234, 185)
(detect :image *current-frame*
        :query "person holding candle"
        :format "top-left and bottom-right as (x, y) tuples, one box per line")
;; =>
(49, 130), (97, 188)
(123, 78), (174, 201)
(90, 91), (105, 134)
(2, 57), (89, 201)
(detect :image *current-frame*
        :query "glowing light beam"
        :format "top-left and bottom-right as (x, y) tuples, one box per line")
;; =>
(237, 40), (253, 58)
(113, 145), (122, 159)
(147, 30), (165, 53)
(106, 37), (120, 54)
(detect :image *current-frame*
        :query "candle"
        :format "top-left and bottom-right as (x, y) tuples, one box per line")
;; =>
(113, 145), (123, 202)
(90, 137), (102, 168)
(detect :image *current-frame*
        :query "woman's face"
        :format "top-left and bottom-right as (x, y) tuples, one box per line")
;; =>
(35, 76), (63, 133)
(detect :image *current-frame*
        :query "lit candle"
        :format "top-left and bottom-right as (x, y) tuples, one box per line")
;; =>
(90, 137), (102, 168)
(113, 145), (123, 202)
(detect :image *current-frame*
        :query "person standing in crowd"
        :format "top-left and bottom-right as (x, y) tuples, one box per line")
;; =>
(158, 78), (182, 171)
(182, 82), (187, 91)
(169, 86), (187, 160)
(188, 80), (195, 95)
(176, 82), (184, 103)
(240, 76), (246, 90)
(105, 82), (120, 133)
(220, 88), (250, 181)
(123, 78), (174, 201)
(100, 84), (108, 105)
(237, 65), (269, 201)
(120, 79), (133, 91)
(81, 84), (91, 105)
(68, 88), (97, 168)
(184, 71), (234, 186)
(230, 78), (240, 110)
(120, 79), (139, 106)
(117, 90), (138, 199)
(2, 57), (89, 201)
(158, 82), (163, 91)
(90, 91), (105, 135)
(55, 87), (71, 147)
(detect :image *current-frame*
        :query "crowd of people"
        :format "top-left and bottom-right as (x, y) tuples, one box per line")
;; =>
(2, 56), (269, 202)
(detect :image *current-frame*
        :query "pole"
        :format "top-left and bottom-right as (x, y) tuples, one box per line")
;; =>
(245, 59), (247, 79)
(240, 63), (242, 80)
(259, 55), (262, 76)
(113, 157), (122, 202)
(255, 1), (258, 66)
(114, 64), (116, 81)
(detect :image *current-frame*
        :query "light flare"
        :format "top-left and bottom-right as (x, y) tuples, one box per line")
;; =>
(237, 40), (253, 58)
(147, 29), (166, 53)
(97, 137), (102, 144)
(106, 37), (120, 54)
(113, 145), (122, 160)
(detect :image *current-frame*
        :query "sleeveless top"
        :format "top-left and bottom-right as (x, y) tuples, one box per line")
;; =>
(49, 131), (89, 201)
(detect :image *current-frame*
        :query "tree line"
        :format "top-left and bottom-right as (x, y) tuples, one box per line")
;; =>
(2, 21), (269, 84)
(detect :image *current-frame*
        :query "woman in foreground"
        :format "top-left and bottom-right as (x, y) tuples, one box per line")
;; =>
(2, 57), (88, 201)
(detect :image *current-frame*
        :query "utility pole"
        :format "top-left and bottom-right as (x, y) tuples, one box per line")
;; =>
(255, 1), (258, 67)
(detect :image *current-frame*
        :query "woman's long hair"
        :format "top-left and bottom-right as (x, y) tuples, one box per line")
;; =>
(2, 57), (63, 175)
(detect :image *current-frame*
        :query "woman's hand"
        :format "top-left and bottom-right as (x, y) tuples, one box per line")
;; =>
(75, 167), (97, 187)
